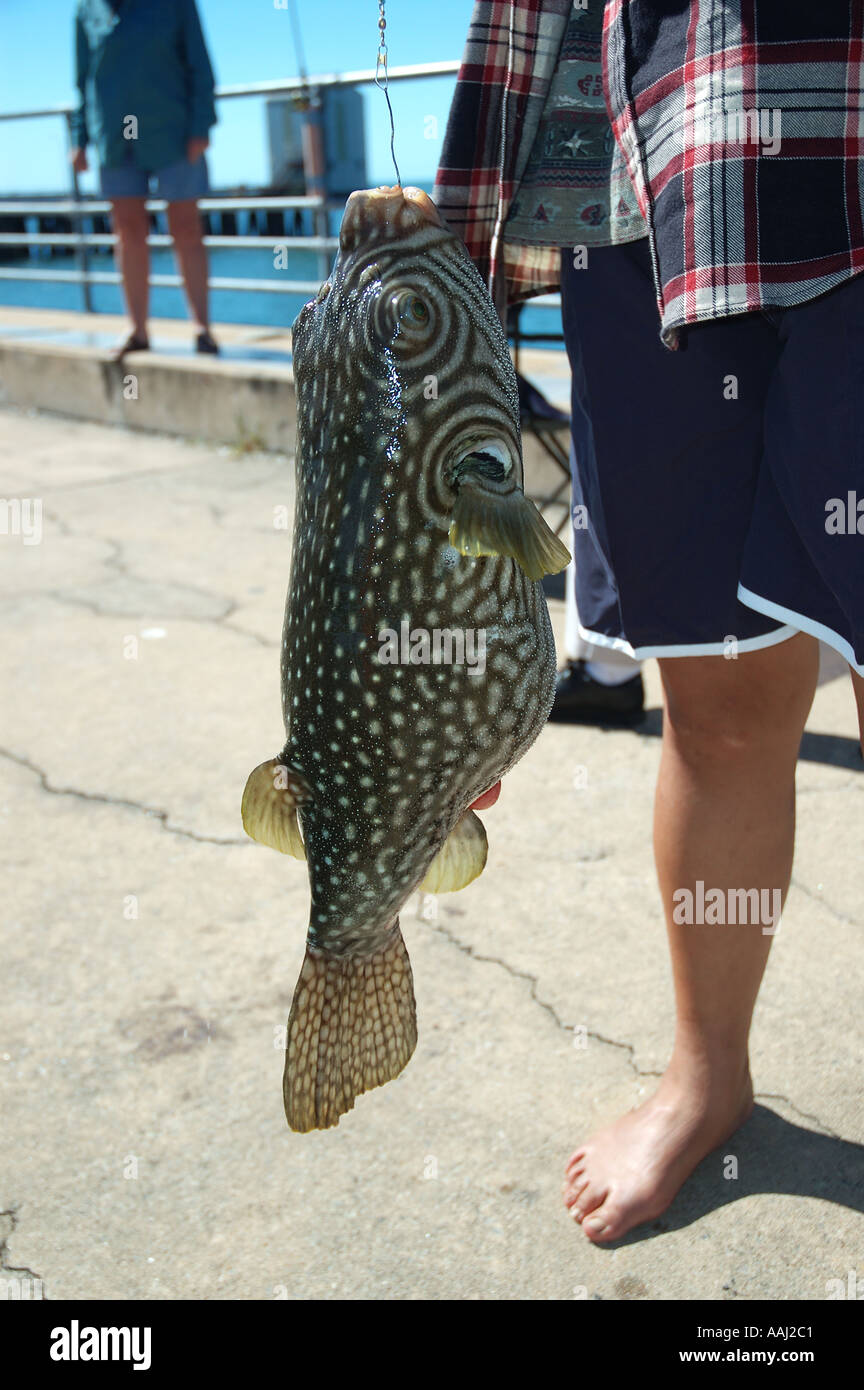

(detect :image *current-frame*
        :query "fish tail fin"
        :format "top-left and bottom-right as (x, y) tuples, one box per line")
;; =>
(283, 924), (418, 1132)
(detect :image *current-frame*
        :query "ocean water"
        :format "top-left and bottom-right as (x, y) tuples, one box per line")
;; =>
(0, 242), (565, 347)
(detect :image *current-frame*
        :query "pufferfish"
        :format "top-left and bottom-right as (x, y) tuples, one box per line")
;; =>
(243, 185), (569, 1131)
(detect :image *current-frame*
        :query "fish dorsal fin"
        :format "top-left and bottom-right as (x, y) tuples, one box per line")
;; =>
(241, 758), (307, 859)
(419, 808), (488, 893)
(448, 476), (570, 581)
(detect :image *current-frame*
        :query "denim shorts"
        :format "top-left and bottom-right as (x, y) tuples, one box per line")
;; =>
(100, 151), (209, 202)
(560, 240), (864, 673)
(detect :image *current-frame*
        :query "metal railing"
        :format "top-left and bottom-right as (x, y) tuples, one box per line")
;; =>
(0, 62), (460, 314)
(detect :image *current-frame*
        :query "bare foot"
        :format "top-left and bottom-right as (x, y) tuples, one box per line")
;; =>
(562, 1063), (754, 1242)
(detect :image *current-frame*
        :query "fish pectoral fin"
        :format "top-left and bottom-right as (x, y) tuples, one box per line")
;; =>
(241, 758), (307, 859)
(419, 808), (488, 894)
(448, 478), (571, 581)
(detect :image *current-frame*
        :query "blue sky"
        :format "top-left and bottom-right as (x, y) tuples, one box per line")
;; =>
(0, 0), (469, 193)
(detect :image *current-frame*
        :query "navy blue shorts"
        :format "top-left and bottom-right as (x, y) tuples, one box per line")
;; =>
(560, 240), (864, 672)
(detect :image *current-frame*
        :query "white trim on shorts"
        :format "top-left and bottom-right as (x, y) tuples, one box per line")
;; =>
(738, 584), (864, 676)
(576, 620), (800, 662)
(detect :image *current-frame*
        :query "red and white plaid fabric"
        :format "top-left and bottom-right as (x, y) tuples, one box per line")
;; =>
(604, 0), (864, 343)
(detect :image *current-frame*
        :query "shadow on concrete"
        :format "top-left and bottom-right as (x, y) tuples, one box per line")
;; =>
(601, 1104), (864, 1250)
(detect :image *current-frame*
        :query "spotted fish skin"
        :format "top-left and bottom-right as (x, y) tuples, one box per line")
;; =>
(243, 186), (568, 1130)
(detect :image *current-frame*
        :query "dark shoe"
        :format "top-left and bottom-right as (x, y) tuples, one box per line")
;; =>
(111, 332), (149, 362)
(196, 330), (219, 355)
(548, 659), (645, 726)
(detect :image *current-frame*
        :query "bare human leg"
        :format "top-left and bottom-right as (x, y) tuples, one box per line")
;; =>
(563, 632), (819, 1241)
(110, 197), (150, 343)
(166, 198), (210, 335)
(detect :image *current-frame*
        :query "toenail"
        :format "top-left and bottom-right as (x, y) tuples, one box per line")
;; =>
(571, 1207), (583, 1222)
(584, 1217), (605, 1233)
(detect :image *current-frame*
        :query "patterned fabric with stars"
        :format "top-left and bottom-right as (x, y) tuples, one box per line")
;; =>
(505, 1), (645, 250)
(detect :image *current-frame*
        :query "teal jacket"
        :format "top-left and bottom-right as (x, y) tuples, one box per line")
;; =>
(72, 0), (217, 170)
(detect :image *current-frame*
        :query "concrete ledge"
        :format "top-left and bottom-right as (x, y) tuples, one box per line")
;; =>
(0, 338), (296, 453)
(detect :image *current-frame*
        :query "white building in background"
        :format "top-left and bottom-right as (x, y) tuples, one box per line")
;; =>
(265, 88), (367, 196)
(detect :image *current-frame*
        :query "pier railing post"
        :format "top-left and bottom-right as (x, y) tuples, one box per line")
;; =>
(65, 111), (92, 314)
(298, 85), (331, 285)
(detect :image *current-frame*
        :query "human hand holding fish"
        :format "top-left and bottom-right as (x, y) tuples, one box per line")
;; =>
(242, 185), (569, 1131)
(468, 782), (501, 811)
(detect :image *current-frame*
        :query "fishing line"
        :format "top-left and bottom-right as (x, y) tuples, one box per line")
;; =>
(375, 0), (402, 188)
(288, 0), (308, 84)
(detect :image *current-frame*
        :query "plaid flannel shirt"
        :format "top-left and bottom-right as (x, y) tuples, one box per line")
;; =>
(437, 1), (864, 345)
(605, 0), (864, 344)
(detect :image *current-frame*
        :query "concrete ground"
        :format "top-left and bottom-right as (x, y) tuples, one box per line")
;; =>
(1, 405), (863, 1302)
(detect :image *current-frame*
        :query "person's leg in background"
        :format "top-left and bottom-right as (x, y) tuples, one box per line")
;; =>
(109, 197), (150, 348)
(563, 632), (819, 1241)
(165, 198), (215, 350)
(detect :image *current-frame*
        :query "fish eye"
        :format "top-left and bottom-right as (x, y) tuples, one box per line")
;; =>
(389, 288), (432, 334)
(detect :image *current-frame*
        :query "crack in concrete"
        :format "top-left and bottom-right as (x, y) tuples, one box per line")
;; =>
(425, 913), (661, 1079)
(52, 585), (232, 622)
(425, 913), (843, 1139)
(42, 507), (76, 541)
(21, 506), (283, 649)
(6, 588), (279, 649)
(46, 457), (290, 496)
(752, 1094), (842, 1140)
(0, 1206), (44, 1290)
(0, 747), (247, 847)
(100, 528), (240, 618)
(223, 621), (278, 649)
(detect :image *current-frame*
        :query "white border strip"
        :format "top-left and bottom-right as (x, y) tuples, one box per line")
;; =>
(577, 620), (800, 662)
(738, 585), (864, 676)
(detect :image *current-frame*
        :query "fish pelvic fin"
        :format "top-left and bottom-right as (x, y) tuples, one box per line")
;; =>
(283, 925), (418, 1132)
(241, 757), (307, 859)
(448, 478), (570, 581)
(419, 807), (488, 893)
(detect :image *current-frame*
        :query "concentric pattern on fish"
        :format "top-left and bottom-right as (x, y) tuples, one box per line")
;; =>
(243, 186), (569, 1131)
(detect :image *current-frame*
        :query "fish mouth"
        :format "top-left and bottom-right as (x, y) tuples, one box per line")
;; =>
(339, 185), (447, 253)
